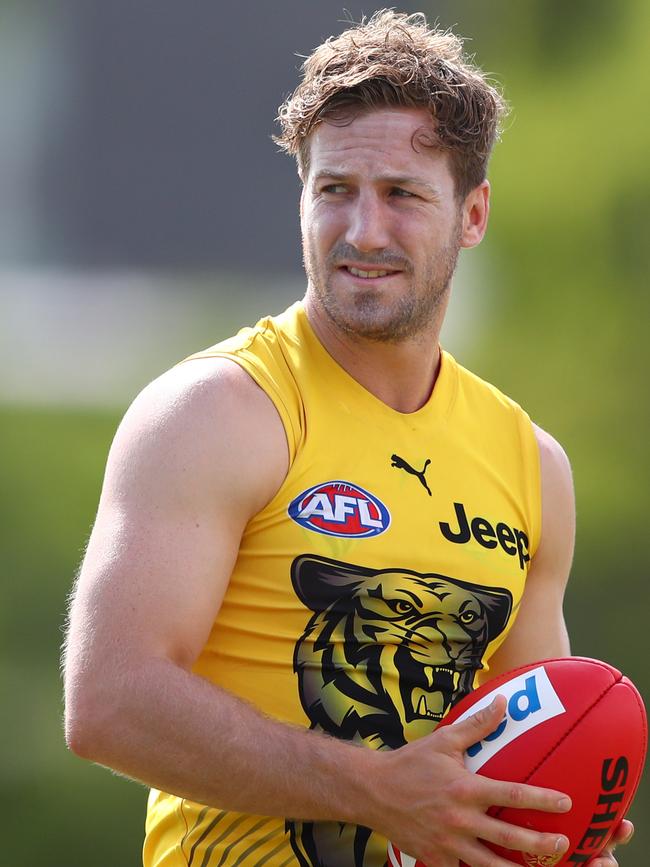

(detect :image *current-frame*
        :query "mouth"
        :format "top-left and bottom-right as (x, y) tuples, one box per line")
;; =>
(339, 264), (403, 281)
(408, 665), (462, 721)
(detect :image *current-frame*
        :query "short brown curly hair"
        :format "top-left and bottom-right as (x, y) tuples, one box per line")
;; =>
(275, 10), (508, 198)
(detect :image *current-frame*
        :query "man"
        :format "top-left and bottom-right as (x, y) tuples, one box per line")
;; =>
(63, 11), (633, 867)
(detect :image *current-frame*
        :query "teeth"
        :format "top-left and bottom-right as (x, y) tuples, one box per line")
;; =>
(423, 666), (460, 691)
(348, 267), (390, 278)
(415, 693), (444, 719)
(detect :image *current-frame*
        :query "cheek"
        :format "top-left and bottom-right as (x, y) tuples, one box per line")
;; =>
(399, 210), (458, 245)
(303, 208), (341, 254)
(392, 213), (434, 251)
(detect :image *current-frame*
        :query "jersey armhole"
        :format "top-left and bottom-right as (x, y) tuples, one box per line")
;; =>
(180, 349), (300, 466)
(516, 409), (542, 560)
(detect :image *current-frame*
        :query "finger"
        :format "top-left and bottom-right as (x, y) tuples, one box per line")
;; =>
(589, 820), (634, 867)
(444, 694), (508, 750)
(587, 854), (618, 867)
(480, 777), (572, 814)
(456, 836), (555, 867)
(610, 818), (634, 845)
(475, 814), (569, 859)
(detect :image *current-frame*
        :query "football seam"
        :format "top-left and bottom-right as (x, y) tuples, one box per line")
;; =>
(442, 659), (620, 730)
(490, 679), (615, 820)
(629, 681), (649, 758)
(621, 681), (648, 803)
(486, 657), (619, 686)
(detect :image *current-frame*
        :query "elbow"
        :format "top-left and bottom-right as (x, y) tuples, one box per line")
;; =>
(63, 675), (121, 762)
(64, 695), (107, 760)
(64, 705), (98, 759)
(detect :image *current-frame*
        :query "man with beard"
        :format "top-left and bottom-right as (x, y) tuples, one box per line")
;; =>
(63, 11), (632, 867)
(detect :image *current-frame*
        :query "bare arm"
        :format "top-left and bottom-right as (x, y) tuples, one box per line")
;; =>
(63, 358), (378, 820)
(476, 424), (632, 867)
(479, 423), (575, 681)
(64, 374), (573, 866)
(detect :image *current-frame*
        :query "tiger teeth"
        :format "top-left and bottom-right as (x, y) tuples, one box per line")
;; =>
(416, 693), (443, 718)
(424, 666), (459, 689)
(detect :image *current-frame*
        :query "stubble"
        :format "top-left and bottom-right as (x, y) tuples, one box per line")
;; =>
(303, 221), (463, 344)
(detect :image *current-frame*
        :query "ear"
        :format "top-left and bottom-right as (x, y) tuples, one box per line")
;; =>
(291, 555), (377, 612)
(473, 585), (513, 640)
(426, 572), (513, 639)
(460, 180), (490, 249)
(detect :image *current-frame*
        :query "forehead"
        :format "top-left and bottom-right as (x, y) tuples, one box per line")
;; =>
(306, 107), (452, 184)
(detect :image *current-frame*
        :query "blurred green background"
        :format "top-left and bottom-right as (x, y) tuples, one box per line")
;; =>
(1, 1), (648, 864)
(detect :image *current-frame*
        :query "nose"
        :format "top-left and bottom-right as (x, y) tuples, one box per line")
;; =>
(344, 190), (391, 252)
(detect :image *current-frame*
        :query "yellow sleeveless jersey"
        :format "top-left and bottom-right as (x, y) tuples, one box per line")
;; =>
(144, 301), (541, 867)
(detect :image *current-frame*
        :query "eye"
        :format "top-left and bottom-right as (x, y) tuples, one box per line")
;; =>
(459, 610), (478, 624)
(387, 599), (415, 615)
(321, 183), (348, 195)
(390, 187), (415, 198)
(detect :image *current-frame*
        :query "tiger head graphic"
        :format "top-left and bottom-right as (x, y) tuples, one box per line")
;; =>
(291, 554), (513, 748)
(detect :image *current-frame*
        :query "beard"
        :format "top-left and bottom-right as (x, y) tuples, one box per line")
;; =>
(303, 221), (462, 344)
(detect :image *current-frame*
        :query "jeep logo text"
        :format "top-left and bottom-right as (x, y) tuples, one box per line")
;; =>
(439, 502), (530, 570)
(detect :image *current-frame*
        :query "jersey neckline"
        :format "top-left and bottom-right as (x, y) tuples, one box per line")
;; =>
(284, 300), (458, 425)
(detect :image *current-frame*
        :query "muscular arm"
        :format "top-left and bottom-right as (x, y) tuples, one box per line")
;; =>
(63, 358), (375, 821)
(479, 423), (575, 681)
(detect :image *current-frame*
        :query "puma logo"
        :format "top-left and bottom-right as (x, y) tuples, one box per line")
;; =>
(391, 453), (432, 496)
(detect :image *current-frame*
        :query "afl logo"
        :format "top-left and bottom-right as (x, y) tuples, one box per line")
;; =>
(288, 480), (391, 538)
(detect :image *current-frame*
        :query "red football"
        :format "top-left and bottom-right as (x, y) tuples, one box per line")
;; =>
(387, 657), (647, 867)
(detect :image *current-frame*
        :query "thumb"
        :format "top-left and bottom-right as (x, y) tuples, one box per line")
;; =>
(445, 694), (508, 752)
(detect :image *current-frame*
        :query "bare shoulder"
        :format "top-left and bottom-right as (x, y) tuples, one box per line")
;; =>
(118, 355), (287, 454)
(66, 356), (290, 677)
(532, 423), (572, 486)
(108, 356), (289, 518)
(531, 423), (575, 568)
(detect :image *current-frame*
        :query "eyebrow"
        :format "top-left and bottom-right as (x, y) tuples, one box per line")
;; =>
(313, 170), (441, 197)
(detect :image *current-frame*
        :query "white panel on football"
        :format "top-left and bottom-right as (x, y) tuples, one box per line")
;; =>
(451, 665), (567, 772)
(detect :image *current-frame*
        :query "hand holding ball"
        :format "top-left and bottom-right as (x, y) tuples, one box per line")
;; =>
(388, 657), (646, 867)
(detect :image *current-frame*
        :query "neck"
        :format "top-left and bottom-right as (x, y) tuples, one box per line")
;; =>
(304, 292), (446, 414)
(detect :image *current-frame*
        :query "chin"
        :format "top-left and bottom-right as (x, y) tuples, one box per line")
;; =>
(322, 289), (437, 343)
